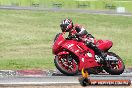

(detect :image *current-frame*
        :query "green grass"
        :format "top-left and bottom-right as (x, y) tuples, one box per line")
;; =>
(0, 0), (132, 12)
(0, 9), (131, 70)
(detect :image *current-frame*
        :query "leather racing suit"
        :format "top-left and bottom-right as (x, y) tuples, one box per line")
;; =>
(68, 24), (106, 63)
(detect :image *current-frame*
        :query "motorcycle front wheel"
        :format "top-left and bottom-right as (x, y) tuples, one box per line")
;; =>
(54, 55), (79, 76)
(104, 52), (125, 75)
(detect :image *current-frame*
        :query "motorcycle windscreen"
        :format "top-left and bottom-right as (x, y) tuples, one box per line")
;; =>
(52, 33), (65, 54)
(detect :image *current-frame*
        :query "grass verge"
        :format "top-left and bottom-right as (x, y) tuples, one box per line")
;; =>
(0, 9), (131, 69)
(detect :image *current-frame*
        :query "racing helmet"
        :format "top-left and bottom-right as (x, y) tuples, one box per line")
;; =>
(60, 18), (73, 32)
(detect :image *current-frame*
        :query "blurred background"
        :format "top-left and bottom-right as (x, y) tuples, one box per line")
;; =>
(0, 0), (131, 12)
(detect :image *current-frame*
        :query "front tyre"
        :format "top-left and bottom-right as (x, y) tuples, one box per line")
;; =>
(54, 55), (79, 76)
(104, 52), (125, 75)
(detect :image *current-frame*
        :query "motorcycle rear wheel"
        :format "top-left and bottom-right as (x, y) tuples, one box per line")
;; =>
(54, 55), (79, 76)
(104, 52), (125, 75)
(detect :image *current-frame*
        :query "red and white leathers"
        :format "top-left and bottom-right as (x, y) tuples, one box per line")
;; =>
(68, 24), (107, 63)
(69, 24), (95, 43)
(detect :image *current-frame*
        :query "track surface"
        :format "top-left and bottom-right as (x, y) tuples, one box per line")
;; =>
(0, 75), (131, 86)
(0, 6), (132, 16)
(0, 69), (131, 86)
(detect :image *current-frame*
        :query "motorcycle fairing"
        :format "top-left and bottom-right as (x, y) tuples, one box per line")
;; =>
(61, 40), (83, 57)
(57, 51), (69, 56)
(61, 40), (100, 70)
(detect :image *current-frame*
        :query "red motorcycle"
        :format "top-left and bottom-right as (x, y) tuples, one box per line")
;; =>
(52, 32), (125, 76)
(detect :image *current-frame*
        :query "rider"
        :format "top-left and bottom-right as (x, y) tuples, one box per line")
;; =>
(60, 18), (106, 63)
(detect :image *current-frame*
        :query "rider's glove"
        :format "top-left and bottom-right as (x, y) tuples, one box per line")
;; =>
(70, 34), (76, 38)
(67, 34), (76, 39)
(75, 33), (80, 37)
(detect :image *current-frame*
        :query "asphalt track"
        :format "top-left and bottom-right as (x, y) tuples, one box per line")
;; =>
(0, 6), (132, 16)
(0, 69), (131, 86)
(0, 75), (131, 86)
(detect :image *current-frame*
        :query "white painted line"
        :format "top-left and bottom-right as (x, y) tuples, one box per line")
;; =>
(0, 82), (79, 85)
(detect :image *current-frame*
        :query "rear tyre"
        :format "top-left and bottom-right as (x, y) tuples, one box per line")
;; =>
(104, 52), (125, 75)
(54, 55), (79, 76)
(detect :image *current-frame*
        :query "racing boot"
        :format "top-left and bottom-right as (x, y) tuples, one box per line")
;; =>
(95, 49), (107, 64)
(86, 42), (106, 64)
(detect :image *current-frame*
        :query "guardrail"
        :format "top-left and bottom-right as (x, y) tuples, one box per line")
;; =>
(105, 4), (116, 9)
(52, 3), (62, 8)
(32, 3), (39, 7)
